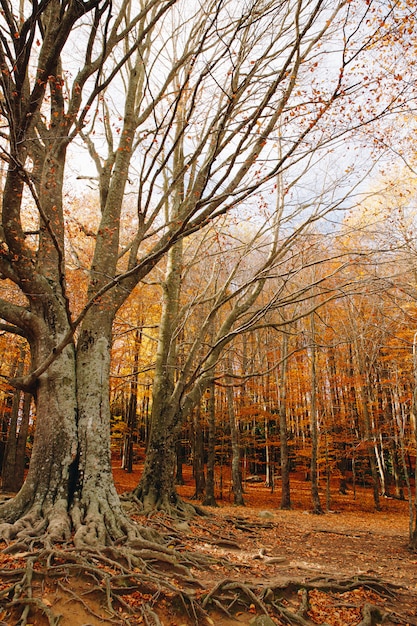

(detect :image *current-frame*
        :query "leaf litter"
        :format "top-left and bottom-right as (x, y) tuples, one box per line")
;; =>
(0, 466), (416, 625)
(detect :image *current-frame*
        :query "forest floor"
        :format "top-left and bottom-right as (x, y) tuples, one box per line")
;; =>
(1, 464), (417, 626)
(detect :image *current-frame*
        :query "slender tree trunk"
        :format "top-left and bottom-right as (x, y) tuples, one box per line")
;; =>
(132, 237), (193, 514)
(409, 332), (417, 550)
(277, 331), (291, 509)
(390, 397), (404, 499)
(14, 392), (31, 492)
(191, 406), (206, 499)
(175, 437), (185, 485)
(325, 431), (331, 512)
(0, 398), (11, 471)
(354, 348), (381, 511)
(265, 414), (271, 488)
(352, 453), (357, 500)
(226, 370), (244, 506)
(122, 327), (141, 473)
(310, 312), (323, 515)
(203, 381), (217, 506)
(2, 354), (25, 492)
(374, 438), (387, 497)
(310, 406), (322, 514)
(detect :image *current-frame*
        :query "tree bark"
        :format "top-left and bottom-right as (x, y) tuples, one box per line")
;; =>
(0, 338), (78, 543)
(14, 392), (31, 492)
(191, 406), (206, 499)
(354, 348), (381, 512)
(278, 331), (291, 510)
(202, 381), (218, 506)
(409, 333), (417, 550)
(226, 371), (245, 506)
(133, 424), (194, 517)
(310, 311), (323, 515)
(175, 437), (185, 486)
(132, 237), (189, 514)
(122, 327), (141, 473)
(2, 354), (25, 492)
(71, 320), (135, 547)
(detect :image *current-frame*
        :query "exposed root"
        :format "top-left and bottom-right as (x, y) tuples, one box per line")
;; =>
(357, 603), (388, 626)
(122, 488), (207, 520)
(0, 489), (162, 553)
(0, 541), (204, 625)
(0, 545), (402, 626)
(0, 510), (410, 626)
(202, 578), (270, 614)
(199, 576), (394, 626)
(140, 603), (164, 626)
(0, 500), (71, 549)
(70, 489), (161, 549)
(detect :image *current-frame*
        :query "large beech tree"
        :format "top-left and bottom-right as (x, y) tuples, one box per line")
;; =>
(0, 0), (409, 545)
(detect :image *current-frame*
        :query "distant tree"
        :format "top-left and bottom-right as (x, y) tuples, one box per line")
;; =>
(1, 345), (31, 493)
(202, 380), (218, 507)
(278, 326), (292, 510)
(309, 307), (324, 514)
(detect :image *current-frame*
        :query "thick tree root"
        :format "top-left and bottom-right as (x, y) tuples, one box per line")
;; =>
(357, 603), (388, 626)
(0, 542), (211, 625)
(0, 511), (411, 626)
(199, 576), (395, 626)
(0, 492), (162, 552)
(122, 490), (206, 520)
(2, 540), (401, 626)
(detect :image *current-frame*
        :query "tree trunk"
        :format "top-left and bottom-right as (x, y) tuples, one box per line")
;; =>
(122, 381), (137, 474)
(133, 424), (194, 517)
(277, 331), (291, 510)
(2, 354), (25, 492)
(72, 321), (138, 547)
(265, 414), (271, 488)
(409, 333), (417, 550)
(130, 241), (192, 512)
(310, 311), (323, 515)
(374, 438), (387, 497)
(226, 372), (244, 506)
(191, 407), (206, 499)
(355, 350), (381, 511)
(0, 340), (78, 543)
(14, 392), (31, 492)
(202, 381), (217, 506)
(0, 397), (11, 471)
(175, 438), (185, 486)
(122, 326), (141, 473)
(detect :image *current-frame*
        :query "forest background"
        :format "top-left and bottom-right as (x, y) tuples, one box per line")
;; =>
(1, 0), (417, 624)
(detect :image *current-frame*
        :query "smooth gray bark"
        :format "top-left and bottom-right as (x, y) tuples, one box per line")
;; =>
(278, 331), (291, 510)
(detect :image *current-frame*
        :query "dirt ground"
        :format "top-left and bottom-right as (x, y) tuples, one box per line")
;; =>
(1, 466), (416, 625)
(111, 464), (417, 625)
